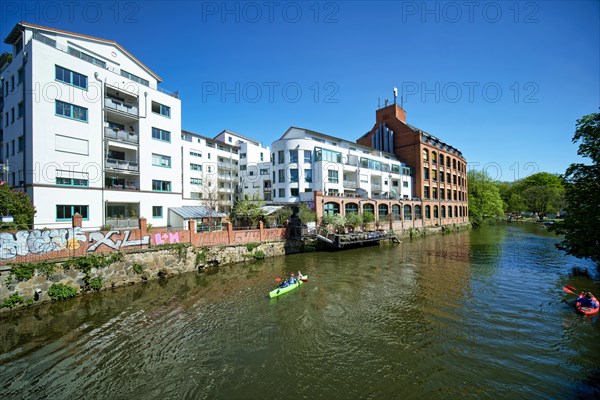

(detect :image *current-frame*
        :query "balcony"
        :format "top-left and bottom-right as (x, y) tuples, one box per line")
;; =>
(105, 128), (139, 144)
(105, 158), (139, 172)
(218, 187), (233, 193)
(371, 183), (382, 190)
(218, 174), (234, 181)
(105, 97), (139, 118)
(343, 180), (358, 188)
(218, 162), (235, 170)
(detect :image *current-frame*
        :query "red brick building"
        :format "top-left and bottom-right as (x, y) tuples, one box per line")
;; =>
(357, 104), (468, 226)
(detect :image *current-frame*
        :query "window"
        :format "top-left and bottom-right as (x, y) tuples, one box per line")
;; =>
(152, 127), (171, 142)
(67, 47), (106, 67)
(454, 190), (458, 200)
(152, 153), (171, 168)
(190, 151), (202, 157)
(18, 68), (24, 85)
(432, 170), (437, 181)
(56, 205), (88, 220)
(289, 150), (298, 163)
(304, 150), (312, 163)
(328, 170), (339, 183)
(240, 153), (247, 159)
(448, 206), (453, 218)
(414, 205), (422, 220)
(433, 187), (438, 199)
(260, 152), (264, 161)
(433, 206), (439, 218)
(11, 108), (15, 124)
(121, 70), (149, 87)
(425, 205), (431, 219)
(260, 168), (269, 175)
(403, 181), (409, 188)
(447, 172), (451, 183)
(190, 163), (202, 171)
(278, 169), (285, 183)
(55, 100), (88, 122)
(240, 165), (247, 171)
(18, 102), (24, 119)
(392, 164), (400, 174)
(10, 76), (15, 92)
(152, 206), (162, 218)
(305, 169), (312, 183)
(423, 149), (429, 161)
(190, 178), (202, 185)
(290, 169), (298, 183)
(441, 189), (445, 200)
(424, 186), (430, 199)
(191, 192), (202, 199)
(291, 188), (299, 196)
(423, 167), (429, 180)
(18, 136), (24, 152)
(278, 188), (285, 198)
(55, 65), (88, 89)
(278, 150), (285, 164)
(404, 205), (412, 220)
(56, 177), (88, 187)
(315, 147), (342, 163)
(151, 101), (170, 117)
(441, 206), (446, 218)
(324, 202), (340, 216)
(431, 152), (437, 164)
(152, 180), (171, 192)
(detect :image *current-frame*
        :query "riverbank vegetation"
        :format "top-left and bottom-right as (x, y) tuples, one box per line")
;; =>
(552, 112), (600, 264)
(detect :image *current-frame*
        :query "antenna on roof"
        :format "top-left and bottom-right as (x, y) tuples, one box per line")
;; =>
(393, 87), (398, 104)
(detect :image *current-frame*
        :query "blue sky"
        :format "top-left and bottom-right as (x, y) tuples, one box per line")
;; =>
(1, 0), (598, 181)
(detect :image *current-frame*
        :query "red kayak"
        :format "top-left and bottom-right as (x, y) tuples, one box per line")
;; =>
(576, 292), (600, 316)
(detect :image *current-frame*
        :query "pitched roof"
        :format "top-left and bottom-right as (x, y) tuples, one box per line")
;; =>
(5, 22), (162, 82)
(169, 206), (227, 219)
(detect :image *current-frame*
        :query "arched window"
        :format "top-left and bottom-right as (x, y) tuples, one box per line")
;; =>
(448, 206), (453, 218)
(363, 203), (375, 214)
(345, 203), (358, 214)
(431, 152), (437, 164)
(425, 205), (431, 219)
(439, 154), (444, 166)
(422, 149), (429, 161)
(453, 159), (457, 169)
(378, 204), (389, 219)
(441, 205), (446, 218)
(433, 205), (439, 219)
(403, 204), (412, 220)
(324, 202), (340, 216)
(454, 206), (458, 217)
(392, 204), (401, 220)
(414, 205), (422, 220)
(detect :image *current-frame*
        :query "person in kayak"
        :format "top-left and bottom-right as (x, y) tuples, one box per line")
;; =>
(577, 292), (599, 308)
(288, 273), (296, 284)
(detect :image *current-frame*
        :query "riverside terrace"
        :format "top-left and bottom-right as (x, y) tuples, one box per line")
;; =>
(312, 191), (469, 230)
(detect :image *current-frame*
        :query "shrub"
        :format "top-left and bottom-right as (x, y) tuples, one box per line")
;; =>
(195, 252), (206, 265)
(246, 242), (260, 252)
(132, 263), (144, 274)
(89, 277), (103, 291)
(0, 293), (24, 309)
(48, 283), (77, 301)
(251, 250), (266, 260)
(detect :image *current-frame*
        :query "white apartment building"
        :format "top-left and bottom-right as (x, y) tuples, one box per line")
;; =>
(0, 22), (181, 228)
(270, 127), (413, 204)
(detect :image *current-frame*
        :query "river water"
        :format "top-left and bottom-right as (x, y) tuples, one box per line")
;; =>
(0, 224), (598, 399)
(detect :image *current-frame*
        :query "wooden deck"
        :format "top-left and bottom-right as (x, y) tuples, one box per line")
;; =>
(315, 231), (400, 249)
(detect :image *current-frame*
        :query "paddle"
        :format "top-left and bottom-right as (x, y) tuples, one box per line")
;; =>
(563, 286), (578, 295)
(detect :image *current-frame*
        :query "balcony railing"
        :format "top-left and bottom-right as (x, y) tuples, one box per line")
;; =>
(218, 187), (233, 193)
(218, 162), (235, 170)
(105, 158), (139, 172)
(371, 184), (382, 190)
(105, 97), (139, 117)
(106, 184), (139, 191)
(343, 180), (358, 188)
(105, 218), (139, 229)
(105, 128), (139, 144)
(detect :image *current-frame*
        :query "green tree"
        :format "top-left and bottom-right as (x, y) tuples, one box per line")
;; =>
(521, 186), (564, 219)
(553, 112), (600, 264)
(467, 170), (504, 226)
(0, 183), (36, 229)
(231, 196), (266, 227)
(298, 203), (316, 224)
(344, 212), (363, 229)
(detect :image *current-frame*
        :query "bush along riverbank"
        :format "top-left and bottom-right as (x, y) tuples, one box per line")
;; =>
(0, 240), (290, 314)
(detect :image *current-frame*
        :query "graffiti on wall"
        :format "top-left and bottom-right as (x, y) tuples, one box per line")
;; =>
(88, 230), (151, 252)
(0, 227), (151, 260)
(0, 227), (87, 260)
(153, 232), (181, 246)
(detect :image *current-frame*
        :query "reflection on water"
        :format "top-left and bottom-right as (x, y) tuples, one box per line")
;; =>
(0, 224), (598, 399)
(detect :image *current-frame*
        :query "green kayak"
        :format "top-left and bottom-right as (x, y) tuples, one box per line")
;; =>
(269, 275), (308, 298)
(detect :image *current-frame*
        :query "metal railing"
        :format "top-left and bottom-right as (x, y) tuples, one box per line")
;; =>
(105, 158), (139, 171)
(105, 128), (139, 144)
(343, 180), (358, 188)
(105, 218), (139, 229)
(105, 97), (139, 117)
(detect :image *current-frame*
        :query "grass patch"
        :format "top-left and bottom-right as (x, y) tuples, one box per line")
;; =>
(246, 242), (260, 252)
(0, 293), (24, 309)
(132, 263), (144, 274)
(48, 283), (77, 301)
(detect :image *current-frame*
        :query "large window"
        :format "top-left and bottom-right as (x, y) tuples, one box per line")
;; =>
(290, 169), (299, 183)
(55, 65), (88, 89)
(304, 150), (312, 163)
(152, 127), (171, 142)
(289, 150), (298, 163)
(278, 150), (285, 164)
(304, 169), (312, 183)
(56, 177), (88, 187)
(190, 163), (202, 171)
(425, 205), (431, 219)
(121, 70), (149, 87)
(278, 169), (285, 183)
(152, 153), (171, 168)
(67, 47), (106, 67)
(151, 101), (171, 117)
(315, 147), (342, 163)
(152, 206), (163, 218)
(404, 205), (412, 220)
(190, 178), (202, 185)
(56, 205), (88, 220)
(323, 202), (340, 216)
(345, 203), (358, 214)
(55, 100), (87, 122)
(328, 170), (339, 183)
(414, 205), (422, 220)
(260, 168), (269, 175)
(152, 180), (171, 192)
